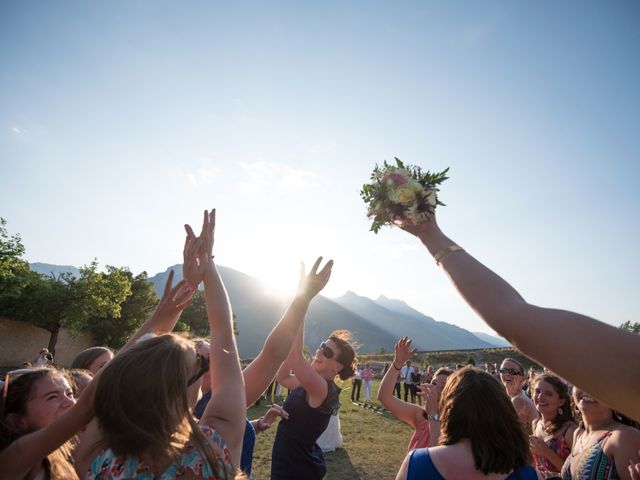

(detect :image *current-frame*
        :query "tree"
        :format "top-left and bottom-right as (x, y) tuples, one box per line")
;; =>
(620, 321), (640, 334)
(466, 355), (476, 366)
(378, 346), (388, 354)
(0, 218), (38, 300)
(88, 271), (158, 348)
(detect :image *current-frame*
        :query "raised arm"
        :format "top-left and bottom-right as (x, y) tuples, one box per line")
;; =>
(242, 256), (333, 406)
(402, 215), (640, 422)
(197, 210), (245, 469)
(377, 337), (423, 428)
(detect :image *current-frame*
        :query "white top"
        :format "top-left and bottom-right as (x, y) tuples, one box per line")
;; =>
(401, 365), (415, 384)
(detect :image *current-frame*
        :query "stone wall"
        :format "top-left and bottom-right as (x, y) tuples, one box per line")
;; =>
(0, 317), (94, 368)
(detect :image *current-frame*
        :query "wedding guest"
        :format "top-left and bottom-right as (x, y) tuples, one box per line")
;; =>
(361, 363), (376, 402)
(424, 365), (434, 384)
(561, 387), (640, 479)
(33, 348), (53, 367)
(68, 368), (94, 398)
(410, 368), (422, 405)
(75, 209), (246, 479)
(70, 346), (114, 375)
(316, 412), (343, 452)
(400, 213), (640, 422)
(500, 358), (539, 434)
(378, 337), (452, 452)
(401, 360), (416, 403)
(396, 367), (537, 480)
(351, 365), (362, 402)
(273, 258), (356, 480)
(528, 373), (577, 478)
(0, 367), (86, 479)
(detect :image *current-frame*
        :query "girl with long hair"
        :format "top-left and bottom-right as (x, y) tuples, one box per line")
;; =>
(75, 209), (247, 479)
(561, 388), (640, 480)
(529, 374), (577, 478)
(70, 346), (114, 375)
(378, 337), (452, 452)
(272, 258), (357, 480)
(396, 367), (537, 480)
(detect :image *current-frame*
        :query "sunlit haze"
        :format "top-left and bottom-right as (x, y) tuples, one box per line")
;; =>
(2, 2), (639, 336)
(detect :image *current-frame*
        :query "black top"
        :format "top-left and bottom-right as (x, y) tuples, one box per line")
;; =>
(270, 380), (341, 480)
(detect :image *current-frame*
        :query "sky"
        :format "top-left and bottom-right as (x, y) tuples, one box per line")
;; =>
(1, 1), (639, 336)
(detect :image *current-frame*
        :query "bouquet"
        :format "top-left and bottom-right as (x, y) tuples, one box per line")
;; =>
(360, 158), (449, 233)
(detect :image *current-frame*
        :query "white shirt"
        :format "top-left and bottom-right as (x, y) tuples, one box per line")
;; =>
(400, 365), (415, 384)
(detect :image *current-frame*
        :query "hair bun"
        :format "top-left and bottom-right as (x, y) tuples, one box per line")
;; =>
(339, 364), (355, 381)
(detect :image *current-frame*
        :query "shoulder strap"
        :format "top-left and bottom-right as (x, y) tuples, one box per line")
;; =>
(407, 448), (444, 480)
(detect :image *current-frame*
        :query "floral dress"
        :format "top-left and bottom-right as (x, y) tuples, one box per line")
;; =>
(85, 424), (234, 479)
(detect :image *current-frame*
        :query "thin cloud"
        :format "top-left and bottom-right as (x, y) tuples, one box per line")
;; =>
(11, 126), (24, 135)
(186, 158), (222, 186)
(237, 160), (322, 194)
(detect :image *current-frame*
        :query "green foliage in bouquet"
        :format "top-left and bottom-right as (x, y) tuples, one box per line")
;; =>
(361, 157), (449, 233)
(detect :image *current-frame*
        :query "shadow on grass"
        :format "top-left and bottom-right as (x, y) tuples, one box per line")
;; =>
(325, 448), (361, 479)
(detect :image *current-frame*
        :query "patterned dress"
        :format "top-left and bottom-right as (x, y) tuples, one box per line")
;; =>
(561, 431), (619, 480)
(85, 424), (234, 479)
(533, 422), (573, 478)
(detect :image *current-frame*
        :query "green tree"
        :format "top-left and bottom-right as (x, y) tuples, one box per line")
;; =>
(466, 355), (476, 366)
(180, 291), (239, 338)
(378, 346), (388, 354)
(0, 218), (38, 299)
(620, 321), (640, 334)
(88, 271), (158, 348)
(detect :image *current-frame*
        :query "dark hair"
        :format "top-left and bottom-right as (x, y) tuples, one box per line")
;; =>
(328, 330), (357, 380)
(532, 374), (575, 435)
(0, 368), (78, 479)
(67, 368), (94, 398)
(439, 367), (531, 474)
(71, 346), (114, 371)
(94, 334), (233, 479)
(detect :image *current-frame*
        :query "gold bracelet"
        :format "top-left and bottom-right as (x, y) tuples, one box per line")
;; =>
(433, 245), (464, 265)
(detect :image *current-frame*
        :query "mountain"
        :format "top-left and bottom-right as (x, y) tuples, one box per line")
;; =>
(29, 262), (81, 278)
(333, 291), (492, 351)
(472, 331), (511, 348)
(28, 262), (494, 356)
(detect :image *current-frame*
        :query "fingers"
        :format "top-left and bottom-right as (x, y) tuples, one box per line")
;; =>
(310, 256), (323, 275)
(162, 270), (175, 299)
(317, 259), (334, 278)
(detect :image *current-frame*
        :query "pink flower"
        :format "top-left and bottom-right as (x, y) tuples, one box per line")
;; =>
(381, 172), (408, 186)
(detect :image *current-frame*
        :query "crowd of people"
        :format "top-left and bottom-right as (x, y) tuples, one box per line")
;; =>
(1, 207), (639, 480)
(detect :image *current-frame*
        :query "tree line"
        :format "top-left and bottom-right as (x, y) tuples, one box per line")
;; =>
(0, 218), (220, 356)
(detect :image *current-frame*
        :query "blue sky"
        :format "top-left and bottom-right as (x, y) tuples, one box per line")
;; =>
(2, 1), (639, 335)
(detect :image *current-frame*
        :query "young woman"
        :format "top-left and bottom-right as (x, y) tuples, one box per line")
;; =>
(361, 363), (376, 402)
(499, 357), (538, 434)
(399, 213), (640, 422)
(529, 374), (577, 479)
(378, 337), (452, 452)
(70, 346), (114, 375)
(0, 367), (85, 480)
(396, 367), (537, 480)
(272, 258), (356, 480)
(561, 388), (640, 480)
(75, 209), (247, 479)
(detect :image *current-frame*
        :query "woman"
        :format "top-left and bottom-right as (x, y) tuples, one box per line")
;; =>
(272, 258), (355, 480)
(75, 209), (247, 479)
(561, 388), (640, 480)
(529, 374), (577, 479)
(399, 213), (640, 422)
(499, 358), (539, 434)
(396, 367), (537, 480)
(0, 367), (83, 479)
(70, 346), (114, 375)
(378, 337), (452, 451)
(361, 363), (376, 402)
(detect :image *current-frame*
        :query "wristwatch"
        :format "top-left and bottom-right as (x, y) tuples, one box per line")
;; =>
(427, 412), (440, 421)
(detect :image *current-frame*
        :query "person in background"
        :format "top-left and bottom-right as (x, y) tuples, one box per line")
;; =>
(68, 369), (94, 398)
(70, 346), (114, 375)
(410, 368), (422, 405)
(378, 337), (452, 452)
(500, 357), (539, 434)
(33, 348), (53, 367)
(399, 212), (640, 422)
(396, 367), (537, 480)
(361, 363), (376, 402)
(528, 373), (577, 478)
(401, 360), (416, 403)
(351, 365), (362, 402)
(423, 365), (434, 384)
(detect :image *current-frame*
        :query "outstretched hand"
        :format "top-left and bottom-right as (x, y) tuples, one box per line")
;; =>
(399, 214), (437, 238)
(417, 383), (439, 416)
(155, 270), (196, 320)
(261, 404), (290, 428)
(183, 209), (216, 285)
(296, 257), (333, 301)
(394, 337), (417, 365)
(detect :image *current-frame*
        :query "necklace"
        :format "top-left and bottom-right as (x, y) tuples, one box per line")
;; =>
(576, 419), (617, 454)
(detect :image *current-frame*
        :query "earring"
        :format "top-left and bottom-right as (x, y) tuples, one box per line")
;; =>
(558, 407), (563, 415)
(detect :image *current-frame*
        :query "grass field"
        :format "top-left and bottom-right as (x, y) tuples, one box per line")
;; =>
(247, 378), (412, 480)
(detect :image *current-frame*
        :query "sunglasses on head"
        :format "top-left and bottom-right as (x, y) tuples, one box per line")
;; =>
(499, 368), (523, 376)
(319, 342), (336, 360)
(187, 353), (210, 386)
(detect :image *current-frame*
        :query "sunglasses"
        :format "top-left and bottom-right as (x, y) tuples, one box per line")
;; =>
(187, 353), (210, 386)
(499, 368), (523, 376)
(319, 342), (336, 360)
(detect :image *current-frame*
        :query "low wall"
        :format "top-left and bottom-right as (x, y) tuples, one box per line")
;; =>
(0, 317), (94, 368)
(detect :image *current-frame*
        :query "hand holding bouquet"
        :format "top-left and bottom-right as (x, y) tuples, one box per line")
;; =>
(361, 157), (449, 233)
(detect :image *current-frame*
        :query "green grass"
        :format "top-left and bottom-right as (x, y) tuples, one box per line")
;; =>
(247, 379), (412, 479)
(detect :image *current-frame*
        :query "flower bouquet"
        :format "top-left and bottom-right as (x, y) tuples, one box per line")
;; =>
(360, 158), (449, 233)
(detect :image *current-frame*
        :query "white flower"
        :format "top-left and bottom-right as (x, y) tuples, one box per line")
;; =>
(424, 189), (437, 207)
(392, 185), (417, 206)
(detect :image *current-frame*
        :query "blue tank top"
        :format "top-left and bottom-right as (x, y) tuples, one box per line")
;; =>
(407, 448), (538, 480)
